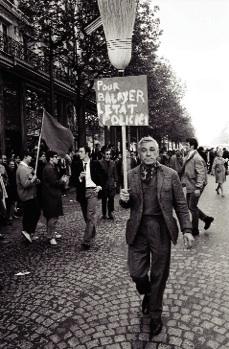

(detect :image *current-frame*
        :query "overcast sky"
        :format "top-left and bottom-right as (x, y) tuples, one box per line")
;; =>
(153, 0), (229, 146)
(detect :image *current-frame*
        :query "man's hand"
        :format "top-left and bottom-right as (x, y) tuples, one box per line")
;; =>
(94, 186), (102, 193)
(194, 189), (201, 197)
(120, 189), (130, 203)
(31, 175), (37, 183)
(183, 232), (194, 249)
(61, 175), (69, 185)
(79, 171), (86, 181)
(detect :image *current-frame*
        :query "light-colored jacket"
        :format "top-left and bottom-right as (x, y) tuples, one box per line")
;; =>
(181, 150), (207, 193)
(120, 164), (192, 245)
(16, 162), (37, 202)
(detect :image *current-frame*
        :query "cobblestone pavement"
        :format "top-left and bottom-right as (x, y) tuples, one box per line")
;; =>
(0, 175), (229, 349)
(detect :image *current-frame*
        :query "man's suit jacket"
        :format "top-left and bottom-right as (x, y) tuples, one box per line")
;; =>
(120, 164), (192, 245)
(75, 160), (105, 202)
(181, 150), (207, 193)
(99, 159), (117, 190)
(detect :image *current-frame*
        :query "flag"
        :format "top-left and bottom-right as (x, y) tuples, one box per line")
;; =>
(41, 110), (74, 155)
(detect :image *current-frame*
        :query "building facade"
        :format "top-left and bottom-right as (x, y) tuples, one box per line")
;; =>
(0, 0), (79, 155)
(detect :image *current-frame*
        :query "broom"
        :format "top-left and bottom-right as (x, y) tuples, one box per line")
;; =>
(97, 0), (137, 71)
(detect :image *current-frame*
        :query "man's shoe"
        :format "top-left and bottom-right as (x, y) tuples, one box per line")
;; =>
(22, 231), (32, 243)
(32, 235), (39, 241)
(81, 243), (90, 251)
(102, 215), (107, 219)
(50, 238), (57, 245)
(54, 232), (62, 239)
(108, 214), (114, 220)
(142, 294), (149, 315)
(192, 230), (200, 237)
(149, 318), (163, 337)
(204, 217), (214, 230)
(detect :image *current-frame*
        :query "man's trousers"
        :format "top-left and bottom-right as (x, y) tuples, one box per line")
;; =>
(102, 188), (115, 217)
(46, 217), (58, 240)
(128, 215), (171, 320)
(80, 188), (98, 245)
(186, 191), (207, 234)
(22, 197), (40, 236)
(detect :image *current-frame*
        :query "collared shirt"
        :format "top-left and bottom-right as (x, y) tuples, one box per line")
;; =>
(142, 171), (162, 216)
(20, 161), (29, 168)
(186, 149), (196, 161)
(83, 160), (96, 188)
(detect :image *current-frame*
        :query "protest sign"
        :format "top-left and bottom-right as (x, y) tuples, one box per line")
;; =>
(95, 75), (148, 127)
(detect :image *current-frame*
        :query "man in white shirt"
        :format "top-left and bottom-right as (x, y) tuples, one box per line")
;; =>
(75, 145), (104, 250)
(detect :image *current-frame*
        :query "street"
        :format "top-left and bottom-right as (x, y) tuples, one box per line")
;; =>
(0, 175), (229, 349)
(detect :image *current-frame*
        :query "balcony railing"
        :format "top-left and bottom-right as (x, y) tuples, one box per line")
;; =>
(0, 31), (73, 87)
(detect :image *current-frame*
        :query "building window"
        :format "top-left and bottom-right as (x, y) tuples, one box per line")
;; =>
(2, 23), (8, 52)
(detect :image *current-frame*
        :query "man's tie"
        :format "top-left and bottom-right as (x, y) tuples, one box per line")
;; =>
(84, 162), (87, 171)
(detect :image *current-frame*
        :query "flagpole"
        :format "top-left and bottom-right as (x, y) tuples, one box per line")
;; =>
(34, 108), (45, 176)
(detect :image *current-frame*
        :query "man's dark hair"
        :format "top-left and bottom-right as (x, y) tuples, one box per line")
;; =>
(46, 150), (58, 161)
(81, 145), (91, 156)
(23, 149), (33, 158)
(187, 137), (198, 149)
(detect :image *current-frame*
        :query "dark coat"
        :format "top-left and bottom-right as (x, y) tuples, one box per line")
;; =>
(99, 159), (117, 195)
(41, 163), (64, 219)
(120, 164), (192, 245)
(6, 167), (18, 201)
(74, 160), (105, 202)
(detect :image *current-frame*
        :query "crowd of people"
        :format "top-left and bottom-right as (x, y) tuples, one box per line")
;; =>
(0, 137), (228, 337)
(0, 141), (228, 242)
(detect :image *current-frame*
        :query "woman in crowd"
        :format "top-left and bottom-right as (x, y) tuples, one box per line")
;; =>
(42, 151), (68, 245)
(6, 160), (18, 223)
(212, 149), (226, 197)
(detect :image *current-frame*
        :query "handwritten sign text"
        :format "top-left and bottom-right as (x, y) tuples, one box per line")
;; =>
(95, 75), (148, 127)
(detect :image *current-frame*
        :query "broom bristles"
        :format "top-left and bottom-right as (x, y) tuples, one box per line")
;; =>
(97, 0), (137, 40)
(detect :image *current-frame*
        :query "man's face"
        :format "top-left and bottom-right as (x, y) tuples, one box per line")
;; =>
(2, 155), (7, 164)
(184, 143), (191, 153)
(139, 141), (159, 165)
(9, 161), (15, 169)
(25, 155), (32, 164)
(104, 151), (111, 161)
(52, 154), (59, 164)
(78, 147), (87, 161)
(40, 154), (46, 162)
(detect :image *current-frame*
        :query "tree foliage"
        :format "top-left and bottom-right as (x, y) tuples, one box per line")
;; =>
(18, 0), (194, 146)
(126, 1), (194, 144)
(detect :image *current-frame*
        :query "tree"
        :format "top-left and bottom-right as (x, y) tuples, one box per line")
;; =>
(126, 1), (195, 145)
(18, 0), (194, 146)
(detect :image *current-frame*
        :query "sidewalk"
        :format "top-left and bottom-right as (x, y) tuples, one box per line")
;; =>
(0, 177), (229, 349)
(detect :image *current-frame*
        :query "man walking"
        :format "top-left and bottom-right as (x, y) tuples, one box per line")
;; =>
(181, 137), (214, 236)
(120, 136), (194, 337)
(42, 151), (68, 245)
(99, 149), (117, 220)
(169, 149), (183, 179)
(16, 150), (41, 242)
(75, 145), (104, 250)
